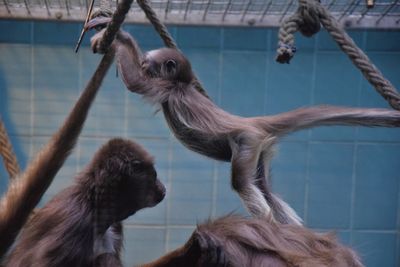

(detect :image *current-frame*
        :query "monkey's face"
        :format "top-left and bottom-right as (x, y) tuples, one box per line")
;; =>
(116, 159), (166, 221)
(142, 48), (194, 83)
(92, 139), (166, 221)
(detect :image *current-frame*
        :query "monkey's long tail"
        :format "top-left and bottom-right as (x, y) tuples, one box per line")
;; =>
(259, 105), (400, 136)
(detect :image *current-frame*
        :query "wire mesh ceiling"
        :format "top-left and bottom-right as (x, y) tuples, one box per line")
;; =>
(1, 0), (399, 28)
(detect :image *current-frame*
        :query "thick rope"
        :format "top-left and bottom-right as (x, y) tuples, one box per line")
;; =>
(276, 0), (400, 111)
(136, 0), (209, 98)
(0, 118), (20, 179)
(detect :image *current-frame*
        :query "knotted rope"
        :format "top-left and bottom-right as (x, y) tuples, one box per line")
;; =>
(0, 118), (19, 179)
(276, 0), (400, 111)
(136, 0), (209, 98)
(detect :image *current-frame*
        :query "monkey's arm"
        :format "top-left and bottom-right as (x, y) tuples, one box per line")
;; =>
(0, 49), (114, 258)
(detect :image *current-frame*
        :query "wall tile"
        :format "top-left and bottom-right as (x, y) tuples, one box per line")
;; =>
(123, 226), (165, 265)
(223, 27), (267, 50)
(366, 30), (400, 51)
(271, 141), (308, 219)
(307, 143), (354, 228)
(0, 20), (31, 43)
(221, 51), (266, 116)
(33, 21), (80, 46)
(177, 26), (221, 49)
(353, 232), (397, 267)
(168, 141), (214, 224)
(353, 144), (400, 230)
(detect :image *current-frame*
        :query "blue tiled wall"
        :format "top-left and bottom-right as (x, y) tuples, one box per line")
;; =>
(0, 20), (399, 266)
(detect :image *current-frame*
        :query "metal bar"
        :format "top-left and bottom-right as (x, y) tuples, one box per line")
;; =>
(44, 0), (51, 15)
(327, 0), (337, 10)
(165, 0), (171, 19)
(260, 0), (273, 22)
(222, 0), (233, 21)
(376, 0), (399, 24)
(202, 0), (211, 21)
(23, 0), (31, 14)
(65, 0), (70, 16)
(183, 0), (191, 20)
(357, 5), (371, 23)
(3, 0), (10, 14)
(339, 0), (358, 21)
(279, 0), (295, 22)
(241, 0), (252, 22)
(348, 0), (361, 15)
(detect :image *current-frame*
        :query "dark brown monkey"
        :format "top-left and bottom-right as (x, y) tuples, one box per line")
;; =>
(4, 138), (166, 267)
(140, 215), (363, 267)
(90, 22), (400, 225)
(0, 51), (115, 258)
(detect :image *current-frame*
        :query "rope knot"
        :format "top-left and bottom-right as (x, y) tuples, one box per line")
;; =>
(297, 1), (321, 37)
(276, 42), (297, 64)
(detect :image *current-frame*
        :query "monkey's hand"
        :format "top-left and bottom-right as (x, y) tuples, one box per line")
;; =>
(186, 231), (228, 267)
(90, 28), (110, 54)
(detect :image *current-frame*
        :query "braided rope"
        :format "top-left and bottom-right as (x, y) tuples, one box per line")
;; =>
(0, 118), (20, 179)
(276, 0), (400, 110)
(136, 0), (209, 98)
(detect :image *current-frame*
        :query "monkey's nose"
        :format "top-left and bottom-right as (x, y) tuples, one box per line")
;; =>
(157, 181), (166, 202)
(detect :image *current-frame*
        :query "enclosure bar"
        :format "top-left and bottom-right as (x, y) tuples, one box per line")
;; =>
(376, 0), (399, 24)
(339, 0), (358, 21)
(3, 0), (10, 14)
(202, 0), (211, 21)
(23, 0), (30, 14)
(327, 0), (337, 10)
(222, 0), (233, 21)
(65, 0), (70, 15)
(279, 0), (295, 22)
(348, 0), (361, 15)
(165, 0), (171, 19)
(183, 0), (191, 20)
(357, 4), (371, 23)
(44, 0), (51, 15)
(260, 0), (273, 22)
(241, 0), (252, 22)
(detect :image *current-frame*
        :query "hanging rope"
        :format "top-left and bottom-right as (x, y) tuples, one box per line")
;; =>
(276, 0), (400, 111)
(0, 118), (20, 179)
(136, 0), (209, 98)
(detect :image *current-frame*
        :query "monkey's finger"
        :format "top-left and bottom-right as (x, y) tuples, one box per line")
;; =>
(85, 17), (112, 31)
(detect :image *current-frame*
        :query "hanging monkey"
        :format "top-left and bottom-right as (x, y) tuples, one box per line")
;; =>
(89, 21), (400, 225)
(4, 138), (166, 267)
(0, 51), (115, 258)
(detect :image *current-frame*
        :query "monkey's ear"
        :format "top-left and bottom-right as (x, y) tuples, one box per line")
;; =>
(164, 59), (177, 75)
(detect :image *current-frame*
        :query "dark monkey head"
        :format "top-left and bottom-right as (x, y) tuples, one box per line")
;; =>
(83, 138), (166, 221)
(142, 48), (194, 84)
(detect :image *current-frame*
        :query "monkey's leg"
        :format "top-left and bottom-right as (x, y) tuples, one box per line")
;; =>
(229, 133), (274, 220)
(255, 153), (302, 225)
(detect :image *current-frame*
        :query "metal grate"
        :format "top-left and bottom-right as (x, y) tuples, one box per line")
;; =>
(0, 0), (399, 28)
